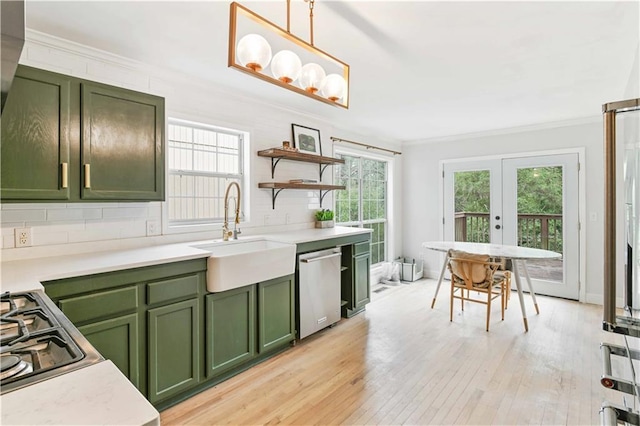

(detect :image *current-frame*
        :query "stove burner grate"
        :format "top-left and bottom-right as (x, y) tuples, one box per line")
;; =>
(0, 354), (32, 380)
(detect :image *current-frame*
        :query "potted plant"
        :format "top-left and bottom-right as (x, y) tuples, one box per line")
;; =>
(315, 209), (335, 228)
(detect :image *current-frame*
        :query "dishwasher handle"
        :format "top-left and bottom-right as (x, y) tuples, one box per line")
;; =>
(300, 252), (341, 263)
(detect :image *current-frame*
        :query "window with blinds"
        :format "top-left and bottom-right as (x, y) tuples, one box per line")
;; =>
(167, 120), (245, 225)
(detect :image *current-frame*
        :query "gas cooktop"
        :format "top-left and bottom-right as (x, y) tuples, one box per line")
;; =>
(0, 291), (103, 394)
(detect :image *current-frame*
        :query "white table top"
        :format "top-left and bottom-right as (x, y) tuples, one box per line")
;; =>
(422, 241), (562, 260)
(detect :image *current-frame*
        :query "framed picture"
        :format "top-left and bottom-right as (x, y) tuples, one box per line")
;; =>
(291, 124), (322, 156)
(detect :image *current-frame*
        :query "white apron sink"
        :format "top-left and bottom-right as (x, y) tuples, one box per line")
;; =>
(192, 239), (296, 292)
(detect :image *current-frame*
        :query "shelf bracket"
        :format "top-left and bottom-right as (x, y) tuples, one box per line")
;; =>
(320, 190), (331, 208)
(270, 188), (285, 209)
(270, 157), (283, 179)
(319, 163), (331, 181)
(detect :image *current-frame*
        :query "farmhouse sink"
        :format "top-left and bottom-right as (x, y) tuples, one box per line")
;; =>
(192, 239), (296, 292)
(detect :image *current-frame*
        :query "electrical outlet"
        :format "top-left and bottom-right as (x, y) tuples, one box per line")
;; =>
(146, 220), (161, 236)
(285, 213), (291, 224)
(14, 227), (32, 248)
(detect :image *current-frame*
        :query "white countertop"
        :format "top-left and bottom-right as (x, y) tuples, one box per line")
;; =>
(1, 361), (159, 426)
(1, 226), (371, 293)
(0, 226), (371, 425)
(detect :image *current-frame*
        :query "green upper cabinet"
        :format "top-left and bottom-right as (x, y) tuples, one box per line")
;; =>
(0, 66), (72, 200)
(80, 82), (164, 201)
(1, 65), (165, 202)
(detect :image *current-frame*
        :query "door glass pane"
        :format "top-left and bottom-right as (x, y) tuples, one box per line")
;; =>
(454, 170), (491, 243)
(516, 166), (564, 282)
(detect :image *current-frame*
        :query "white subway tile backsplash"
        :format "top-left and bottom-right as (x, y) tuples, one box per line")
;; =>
(102, 207), (149, 219)
(118, 220), (148, 239)
(2, 235), (15, 249)
(29, 222), (86, 233)
(33, 231), (69, 246)
(68, 228), (120, 243)
(1, 223), (24, 231)
(1, 203), (68, 210)
(47, 208), (103, 221)
(0, 210), (47, 223)
(85, 219), (131, 230)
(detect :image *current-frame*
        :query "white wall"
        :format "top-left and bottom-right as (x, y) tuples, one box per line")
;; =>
(401, 120), (606, 303)
(0, 31), (403, 261)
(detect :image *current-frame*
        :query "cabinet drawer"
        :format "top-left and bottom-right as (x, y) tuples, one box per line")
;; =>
(59, 286), (138, 324)
(147, 274), (199, 305)
(354, 241), (370, 256)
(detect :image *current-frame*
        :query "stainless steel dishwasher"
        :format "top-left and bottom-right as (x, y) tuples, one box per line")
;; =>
(298, 247), (342, 339)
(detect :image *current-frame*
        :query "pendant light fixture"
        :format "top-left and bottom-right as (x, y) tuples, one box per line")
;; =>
(228, 0), (350, 109)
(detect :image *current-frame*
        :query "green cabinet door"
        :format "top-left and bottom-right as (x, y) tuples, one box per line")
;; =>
(78, 313), (141, 390)
(258, 276), (295, 353)
(340, 239), (371, 318)
(206, 286), (256, 377)
(81, 82), (164, 201)
(1, 66), (71, 200)
(354, 253), (371, 310)
(148, 299), (199, 404)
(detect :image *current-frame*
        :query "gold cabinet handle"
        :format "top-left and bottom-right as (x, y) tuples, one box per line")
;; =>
(61, 162), (68, 189)
(84, 164), (91, 188)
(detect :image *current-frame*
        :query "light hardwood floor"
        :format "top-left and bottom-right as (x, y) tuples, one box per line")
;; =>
(161, 279), (628, 425)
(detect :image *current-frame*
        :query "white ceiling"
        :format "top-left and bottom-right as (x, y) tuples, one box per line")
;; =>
(24, 1), (639, 142)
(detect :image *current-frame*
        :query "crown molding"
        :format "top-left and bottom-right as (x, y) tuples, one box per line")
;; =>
(401, 115), (602, 146)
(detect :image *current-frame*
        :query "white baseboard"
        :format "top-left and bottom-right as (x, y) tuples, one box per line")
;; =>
(585, 292), (624, 307)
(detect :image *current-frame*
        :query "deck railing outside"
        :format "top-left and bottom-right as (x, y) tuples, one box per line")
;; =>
(454, 212), (563, 253)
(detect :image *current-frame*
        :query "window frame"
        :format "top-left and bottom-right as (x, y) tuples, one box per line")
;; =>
(163, 117), (251, 235)
(334, 148), (390, 265)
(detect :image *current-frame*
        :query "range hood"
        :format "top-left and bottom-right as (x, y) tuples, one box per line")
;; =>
(1, 0), (25, 115)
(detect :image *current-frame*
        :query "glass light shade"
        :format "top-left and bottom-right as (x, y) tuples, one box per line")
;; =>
(271, 50), (302, 84)
(320, 74), (346, 102)
(237, 34), (272, 72)
(298, 63), (326, 94)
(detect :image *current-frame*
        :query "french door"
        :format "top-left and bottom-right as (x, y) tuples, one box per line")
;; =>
(443, 153), (580, 300)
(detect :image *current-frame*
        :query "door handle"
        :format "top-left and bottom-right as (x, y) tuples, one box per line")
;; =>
(495, 224), (501, 230)
(495, 215), (501, 220)
(300, 253), (341, 263)
(61, 162), (68, 189)
(84, 164), (91, 188)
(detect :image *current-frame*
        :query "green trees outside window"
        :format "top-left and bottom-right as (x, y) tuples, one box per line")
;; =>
(334, 154), (388, 264)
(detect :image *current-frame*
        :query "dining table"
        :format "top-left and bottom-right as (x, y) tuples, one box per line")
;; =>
(422, 241), (562, 332)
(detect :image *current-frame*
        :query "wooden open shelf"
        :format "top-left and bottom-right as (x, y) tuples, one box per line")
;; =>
(258, 148), (345, 180)
(258, 148), (345, 165)
(258, 182), (345, 191)
(258, 148), (346, 209)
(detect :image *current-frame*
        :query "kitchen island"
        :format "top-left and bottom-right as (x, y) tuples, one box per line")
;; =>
(0, 226), (371, 424)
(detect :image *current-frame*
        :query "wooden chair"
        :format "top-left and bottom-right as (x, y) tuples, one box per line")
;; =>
(447, 249), (507, 331)
(491, 257), (512, 309)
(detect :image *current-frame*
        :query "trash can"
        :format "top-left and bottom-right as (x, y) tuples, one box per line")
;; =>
(394, 257), (424, 282)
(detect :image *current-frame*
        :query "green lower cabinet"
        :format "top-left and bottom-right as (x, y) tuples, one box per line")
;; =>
(258, 276), (295, 353)
(147, 298), (199, 404)
(340, 239), (372, 318)
(206, 286), (256, 377)
(78, 313), (141, 390)
(354, 253), (371, 311)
